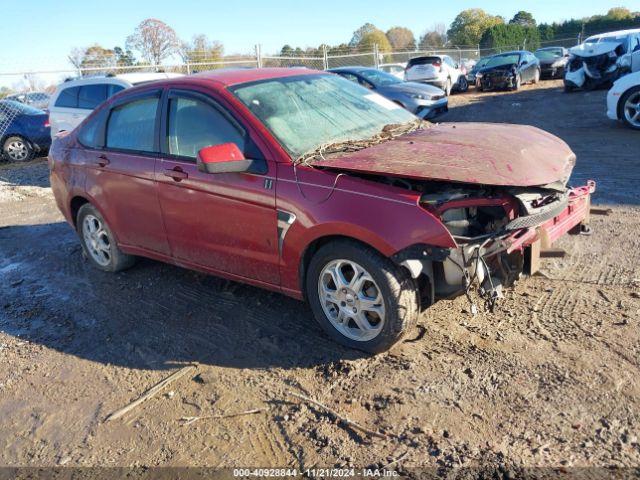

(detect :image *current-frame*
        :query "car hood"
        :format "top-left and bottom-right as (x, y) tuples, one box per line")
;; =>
(570, 41), (620, 58)
(478, 64), (517, 74)
(312, 123), (576, 189)
(382, 82), (444, 96)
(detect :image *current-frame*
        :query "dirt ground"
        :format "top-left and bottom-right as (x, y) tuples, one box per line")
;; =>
(1, 80), (639, 476)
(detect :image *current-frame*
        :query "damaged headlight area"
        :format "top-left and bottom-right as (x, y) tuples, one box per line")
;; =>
(403, 186), (572, 312)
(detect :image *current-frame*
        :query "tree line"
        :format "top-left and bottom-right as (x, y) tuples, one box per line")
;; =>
(68, 7), (640, 73)
(280, 7), (640, 56)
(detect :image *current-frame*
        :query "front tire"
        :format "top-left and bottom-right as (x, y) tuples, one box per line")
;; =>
(77, 203), (136, 272)
(306, 240), (419, 353)
(511, 74), (521, 91)
(2, 136), (33, 162)
(619, 86), (640, 130)
(456, 76), (469, 93)
(533, 68), (540, 84)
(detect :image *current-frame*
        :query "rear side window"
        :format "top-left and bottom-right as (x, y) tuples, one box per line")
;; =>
(55, 86), (80, 108)
(167, 96), (245, 159)
(408, 56), (440, 67)
(106, 97), (159, 153)
(79, 84), (108, 109)
(108, 84), (125, 98)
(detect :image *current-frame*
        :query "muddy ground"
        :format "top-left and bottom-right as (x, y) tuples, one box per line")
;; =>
(0, 80), (639, 476)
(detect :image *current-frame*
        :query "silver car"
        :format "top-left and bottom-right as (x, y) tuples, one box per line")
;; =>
(328, 66), (448, 119)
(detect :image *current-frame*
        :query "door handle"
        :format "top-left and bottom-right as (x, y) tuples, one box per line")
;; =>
(164, 168), (188, 181)
(97, 154), (110, 167)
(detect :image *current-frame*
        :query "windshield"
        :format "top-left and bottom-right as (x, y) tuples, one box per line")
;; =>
(535, 49), (562, 60)
(485, 54), (520, 68)
(358, 69), (402, 87)
(232, 74), (416, 160)
(472, 57), (490, 71)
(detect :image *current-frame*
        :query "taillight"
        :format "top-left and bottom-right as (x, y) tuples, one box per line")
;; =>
(44, 117), (50, 128)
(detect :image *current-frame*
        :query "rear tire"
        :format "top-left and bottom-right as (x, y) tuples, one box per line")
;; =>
(306, 240), (419, 354)
(77, 203), (136, 273)
(2, 136), (33, 162)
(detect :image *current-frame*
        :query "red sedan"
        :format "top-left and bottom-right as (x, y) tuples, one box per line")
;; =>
(49, 68), (595, 353)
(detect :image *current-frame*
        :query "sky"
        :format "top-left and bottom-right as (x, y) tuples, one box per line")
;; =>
(1, 0), (638, 88)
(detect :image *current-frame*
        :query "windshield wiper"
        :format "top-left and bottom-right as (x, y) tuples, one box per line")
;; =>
(296, 119), (428, 165)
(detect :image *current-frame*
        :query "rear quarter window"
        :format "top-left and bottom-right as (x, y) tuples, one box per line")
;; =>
(55, 86), (80, 108)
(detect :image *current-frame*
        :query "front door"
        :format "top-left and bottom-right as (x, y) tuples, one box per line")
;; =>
(155, 89), (279, 285)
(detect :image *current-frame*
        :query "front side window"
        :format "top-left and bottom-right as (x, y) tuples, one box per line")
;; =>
(168, 96), (245, 159)
(106, 97), (158, 153)
(55, 86), (80, 108)
(79, 84), (108, 109)
(232, 74), (416, 160)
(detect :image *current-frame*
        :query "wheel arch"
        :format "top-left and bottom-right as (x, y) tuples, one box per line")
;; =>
(297, 234), (388, 302)
(69, 195), (91, 227)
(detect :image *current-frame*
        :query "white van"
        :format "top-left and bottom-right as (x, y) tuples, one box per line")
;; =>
(48, 72), (183, 139)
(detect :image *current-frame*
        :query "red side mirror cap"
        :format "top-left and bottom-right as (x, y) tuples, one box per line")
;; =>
(197, 143), (251, 174)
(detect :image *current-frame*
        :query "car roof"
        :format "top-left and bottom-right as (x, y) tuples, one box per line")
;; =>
(327, 66), (374, 73)
(55, 72), (184, 89)
(190, 67), (322, 86)
(586, 28), (640, 40)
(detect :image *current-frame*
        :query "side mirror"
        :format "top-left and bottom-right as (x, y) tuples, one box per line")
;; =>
(197, 143), (265, 174)
(521, 60), (528, 66)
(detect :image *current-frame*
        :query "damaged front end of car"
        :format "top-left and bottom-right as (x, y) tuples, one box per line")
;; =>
(565, 41), (630, 90)
(394, 180), (596, 312)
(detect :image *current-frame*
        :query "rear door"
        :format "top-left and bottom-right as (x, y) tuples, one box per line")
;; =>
(83, 89), (170, 255)
(155, 88), (279, 285)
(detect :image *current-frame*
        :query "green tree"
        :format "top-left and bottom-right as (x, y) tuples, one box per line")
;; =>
(419, 24), (447, 48)
(114, 46), (135, 66)
(480, 24), (540, 51)
(349, 23), (377, 47)
(510, 11), (536, 27)
(385, 26), (416, 50)
(358, 28), (393, 52)
(280, 44), (294, 56)
(447, 9), (504, 46)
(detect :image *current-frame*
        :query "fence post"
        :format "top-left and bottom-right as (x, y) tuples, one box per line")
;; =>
(373, 43), (379, 69)
(322, 45), (329, 70)
(255, 44), (262, 68)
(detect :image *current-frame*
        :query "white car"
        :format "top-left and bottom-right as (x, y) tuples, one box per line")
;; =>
(378, 63), (406, 79)
(565, 28), (640, 91)
(607, 70), (640, 129)
(404, 55), (468, 95)
(48, 72), (183, 139)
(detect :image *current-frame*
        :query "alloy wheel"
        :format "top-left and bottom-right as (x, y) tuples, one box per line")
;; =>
(82, 214), (112, 267)
(623, 91), (640, 128)
(318, 259), (385, 342)
(6, 139), (28, 161)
